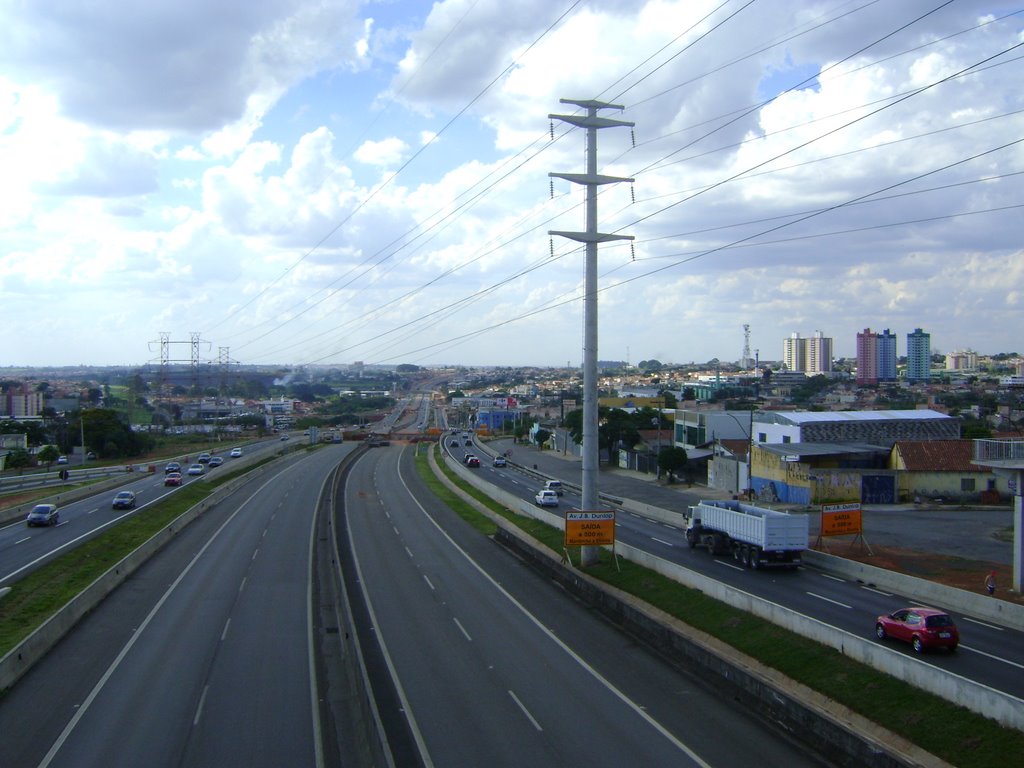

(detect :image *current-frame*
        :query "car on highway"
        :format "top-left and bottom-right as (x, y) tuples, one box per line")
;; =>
(450, 440), (459, 447)
(875, 607), (959, 653)
(466, 456), (481, 467)
(492, 456), (507, 467)
(229, 447), (243, 457)
(464, 439), (472, 446)
(112, 490), (137, 509)
(164, 472), (183, 486)
(197, 452), (212, 464)
(208, 456), (224, 468)
(165, 461), (181, 474)
(535, 490), (559, 507)
(280, 434), (290, 441)
(57, 455), (68, 464)
(26, 503), (60, 527)
(187, 463), (205, 476)
(543, 480), (563, 496)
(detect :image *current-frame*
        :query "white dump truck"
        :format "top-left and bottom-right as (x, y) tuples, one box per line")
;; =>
(684, 500), (808, 569)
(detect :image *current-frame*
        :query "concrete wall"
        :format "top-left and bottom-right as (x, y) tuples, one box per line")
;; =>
(0, 450), (289, 692)
(438, 443), (1024, 732)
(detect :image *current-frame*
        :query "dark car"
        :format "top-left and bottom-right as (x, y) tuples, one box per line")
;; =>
(164, 472), (183, 486)
(466, 456), (481, 467)
(112, 490), (137, 509)
(875, 607), (959, 653)
(197, 453), (212, 464)
(165, 461), (181, 474)
(208, 456), (224, 467)
(464, 439), (472, 446)
(26, 504), (59, 527)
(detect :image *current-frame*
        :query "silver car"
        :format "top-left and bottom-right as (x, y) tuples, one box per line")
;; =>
(26, 503), (60, 526)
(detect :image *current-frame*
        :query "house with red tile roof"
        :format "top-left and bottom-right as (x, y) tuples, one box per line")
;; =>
(889, 439), (1008, 503)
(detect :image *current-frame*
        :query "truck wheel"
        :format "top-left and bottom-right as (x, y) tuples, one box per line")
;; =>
(749, 548), (760, 570)
(685, 531), (697, 549)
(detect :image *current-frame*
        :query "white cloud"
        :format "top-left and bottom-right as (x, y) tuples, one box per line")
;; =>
(354, 136), (409, 166)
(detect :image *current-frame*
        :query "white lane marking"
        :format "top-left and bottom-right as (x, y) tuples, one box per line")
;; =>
(861, 586), (893, 597)
(35, 462), (300, 768)
(651, 537), (674, 547)
(961, 617), (1005, 631)
(15, 536), (31, 545)
(423, 574), (436, 591)
(453, 617), (472, 642)
(509, 690), (543, 731)
(821, 573), (845, 583)
(252, 549), (259, 561)
(221, 619), (231, 642)
(193, 685), (209, 726)
(959, 644), (1024, 669)
(394, 463), (714, 768)
(806, 592), (852, 609)
(715, 560), (745, 572)
(405, 546), (414, 558)
(239, 576), (247, 594)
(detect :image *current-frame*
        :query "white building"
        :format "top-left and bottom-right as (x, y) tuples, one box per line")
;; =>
(782, 331), (833, 373)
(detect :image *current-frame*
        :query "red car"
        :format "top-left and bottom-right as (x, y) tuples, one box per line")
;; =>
(875, 607), (959, 653)
(164, 472), (183, 486)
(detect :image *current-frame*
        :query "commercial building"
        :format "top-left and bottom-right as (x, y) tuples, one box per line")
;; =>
(905, 328), (931, 383)
(782, 331), (833, 374)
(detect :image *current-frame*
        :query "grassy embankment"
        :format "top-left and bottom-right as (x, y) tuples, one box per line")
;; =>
(414, 444), (1021, 768)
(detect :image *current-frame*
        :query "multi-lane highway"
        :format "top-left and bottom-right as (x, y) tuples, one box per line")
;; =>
(0, 444), (353, 768)
(342, 445), (826, 767)
(0, 439), (286, 587)
(447, 435), (1024, 703)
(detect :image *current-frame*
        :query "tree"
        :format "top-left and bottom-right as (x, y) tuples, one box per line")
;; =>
(37, 444), (61, 469)
(7, 448), (32, 473)
(657, 446), (688, 483)
(534, 428), (552, 449)
(658, 389), (677, 409)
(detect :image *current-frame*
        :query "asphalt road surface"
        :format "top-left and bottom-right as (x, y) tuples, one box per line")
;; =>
(342, 445), (828, 767)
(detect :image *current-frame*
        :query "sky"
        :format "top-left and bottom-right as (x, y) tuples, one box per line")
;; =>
(1, 0), (1022, 370)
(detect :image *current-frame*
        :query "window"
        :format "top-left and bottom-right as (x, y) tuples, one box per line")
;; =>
(757, 432), (767, 443)
(960, 478), (976, 492)
(782, 435), (791, 443)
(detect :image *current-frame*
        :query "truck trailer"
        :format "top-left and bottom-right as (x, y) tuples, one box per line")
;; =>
(684, 500), (808, 569)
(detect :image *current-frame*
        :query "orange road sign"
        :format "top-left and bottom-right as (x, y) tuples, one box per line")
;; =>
(564, 510), (616, 546)
(820, 503), (862, 537)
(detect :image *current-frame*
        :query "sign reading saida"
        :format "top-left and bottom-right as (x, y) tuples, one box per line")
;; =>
(820, 502), (862, 537)
(564, 510), (616, 546)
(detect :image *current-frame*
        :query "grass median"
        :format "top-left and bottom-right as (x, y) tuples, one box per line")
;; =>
(418, 444), (1021, 768)
(0, 452), (287, 658)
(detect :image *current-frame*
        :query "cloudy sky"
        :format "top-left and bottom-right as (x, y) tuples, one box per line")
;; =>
(1, 0), (1021, 370)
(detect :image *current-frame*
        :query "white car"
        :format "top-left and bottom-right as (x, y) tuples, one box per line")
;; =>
(492, 456), (507, 467)
(229, 447), (242, 457)
(187, 463), (205, 476)
(535, 490), (559, 507)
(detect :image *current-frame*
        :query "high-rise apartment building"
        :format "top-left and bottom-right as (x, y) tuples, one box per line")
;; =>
(856, 328), (897, 385)
(782, 331), (833, 374)
(906, 328), (931, 383)
(945, 350), (978, 370)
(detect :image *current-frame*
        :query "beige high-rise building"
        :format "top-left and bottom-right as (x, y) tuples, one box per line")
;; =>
(783, 331), (833, 373)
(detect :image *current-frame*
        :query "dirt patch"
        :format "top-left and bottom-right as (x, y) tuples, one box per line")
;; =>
(821, 543), (1024, 606)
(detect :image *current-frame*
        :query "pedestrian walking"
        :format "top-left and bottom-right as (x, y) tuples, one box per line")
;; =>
(985, 571), (996, 596)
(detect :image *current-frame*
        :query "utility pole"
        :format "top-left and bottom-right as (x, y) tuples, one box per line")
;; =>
(549, 98), (634, 567)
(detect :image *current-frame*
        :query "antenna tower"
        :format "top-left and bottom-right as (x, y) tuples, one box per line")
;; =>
(742, 324), (752, 369)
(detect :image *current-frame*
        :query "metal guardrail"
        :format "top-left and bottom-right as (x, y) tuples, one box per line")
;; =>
(974, 438), (1024, 462)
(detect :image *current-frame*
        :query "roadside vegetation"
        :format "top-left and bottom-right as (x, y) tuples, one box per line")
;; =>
(418, 445), (1022, 768)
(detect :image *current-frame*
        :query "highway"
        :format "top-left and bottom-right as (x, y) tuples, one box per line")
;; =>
(0, 444), (353, 768)
(0, 439), (286, 587)
(342, 444), (825, 767)
(449, 435), (1024, 703)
